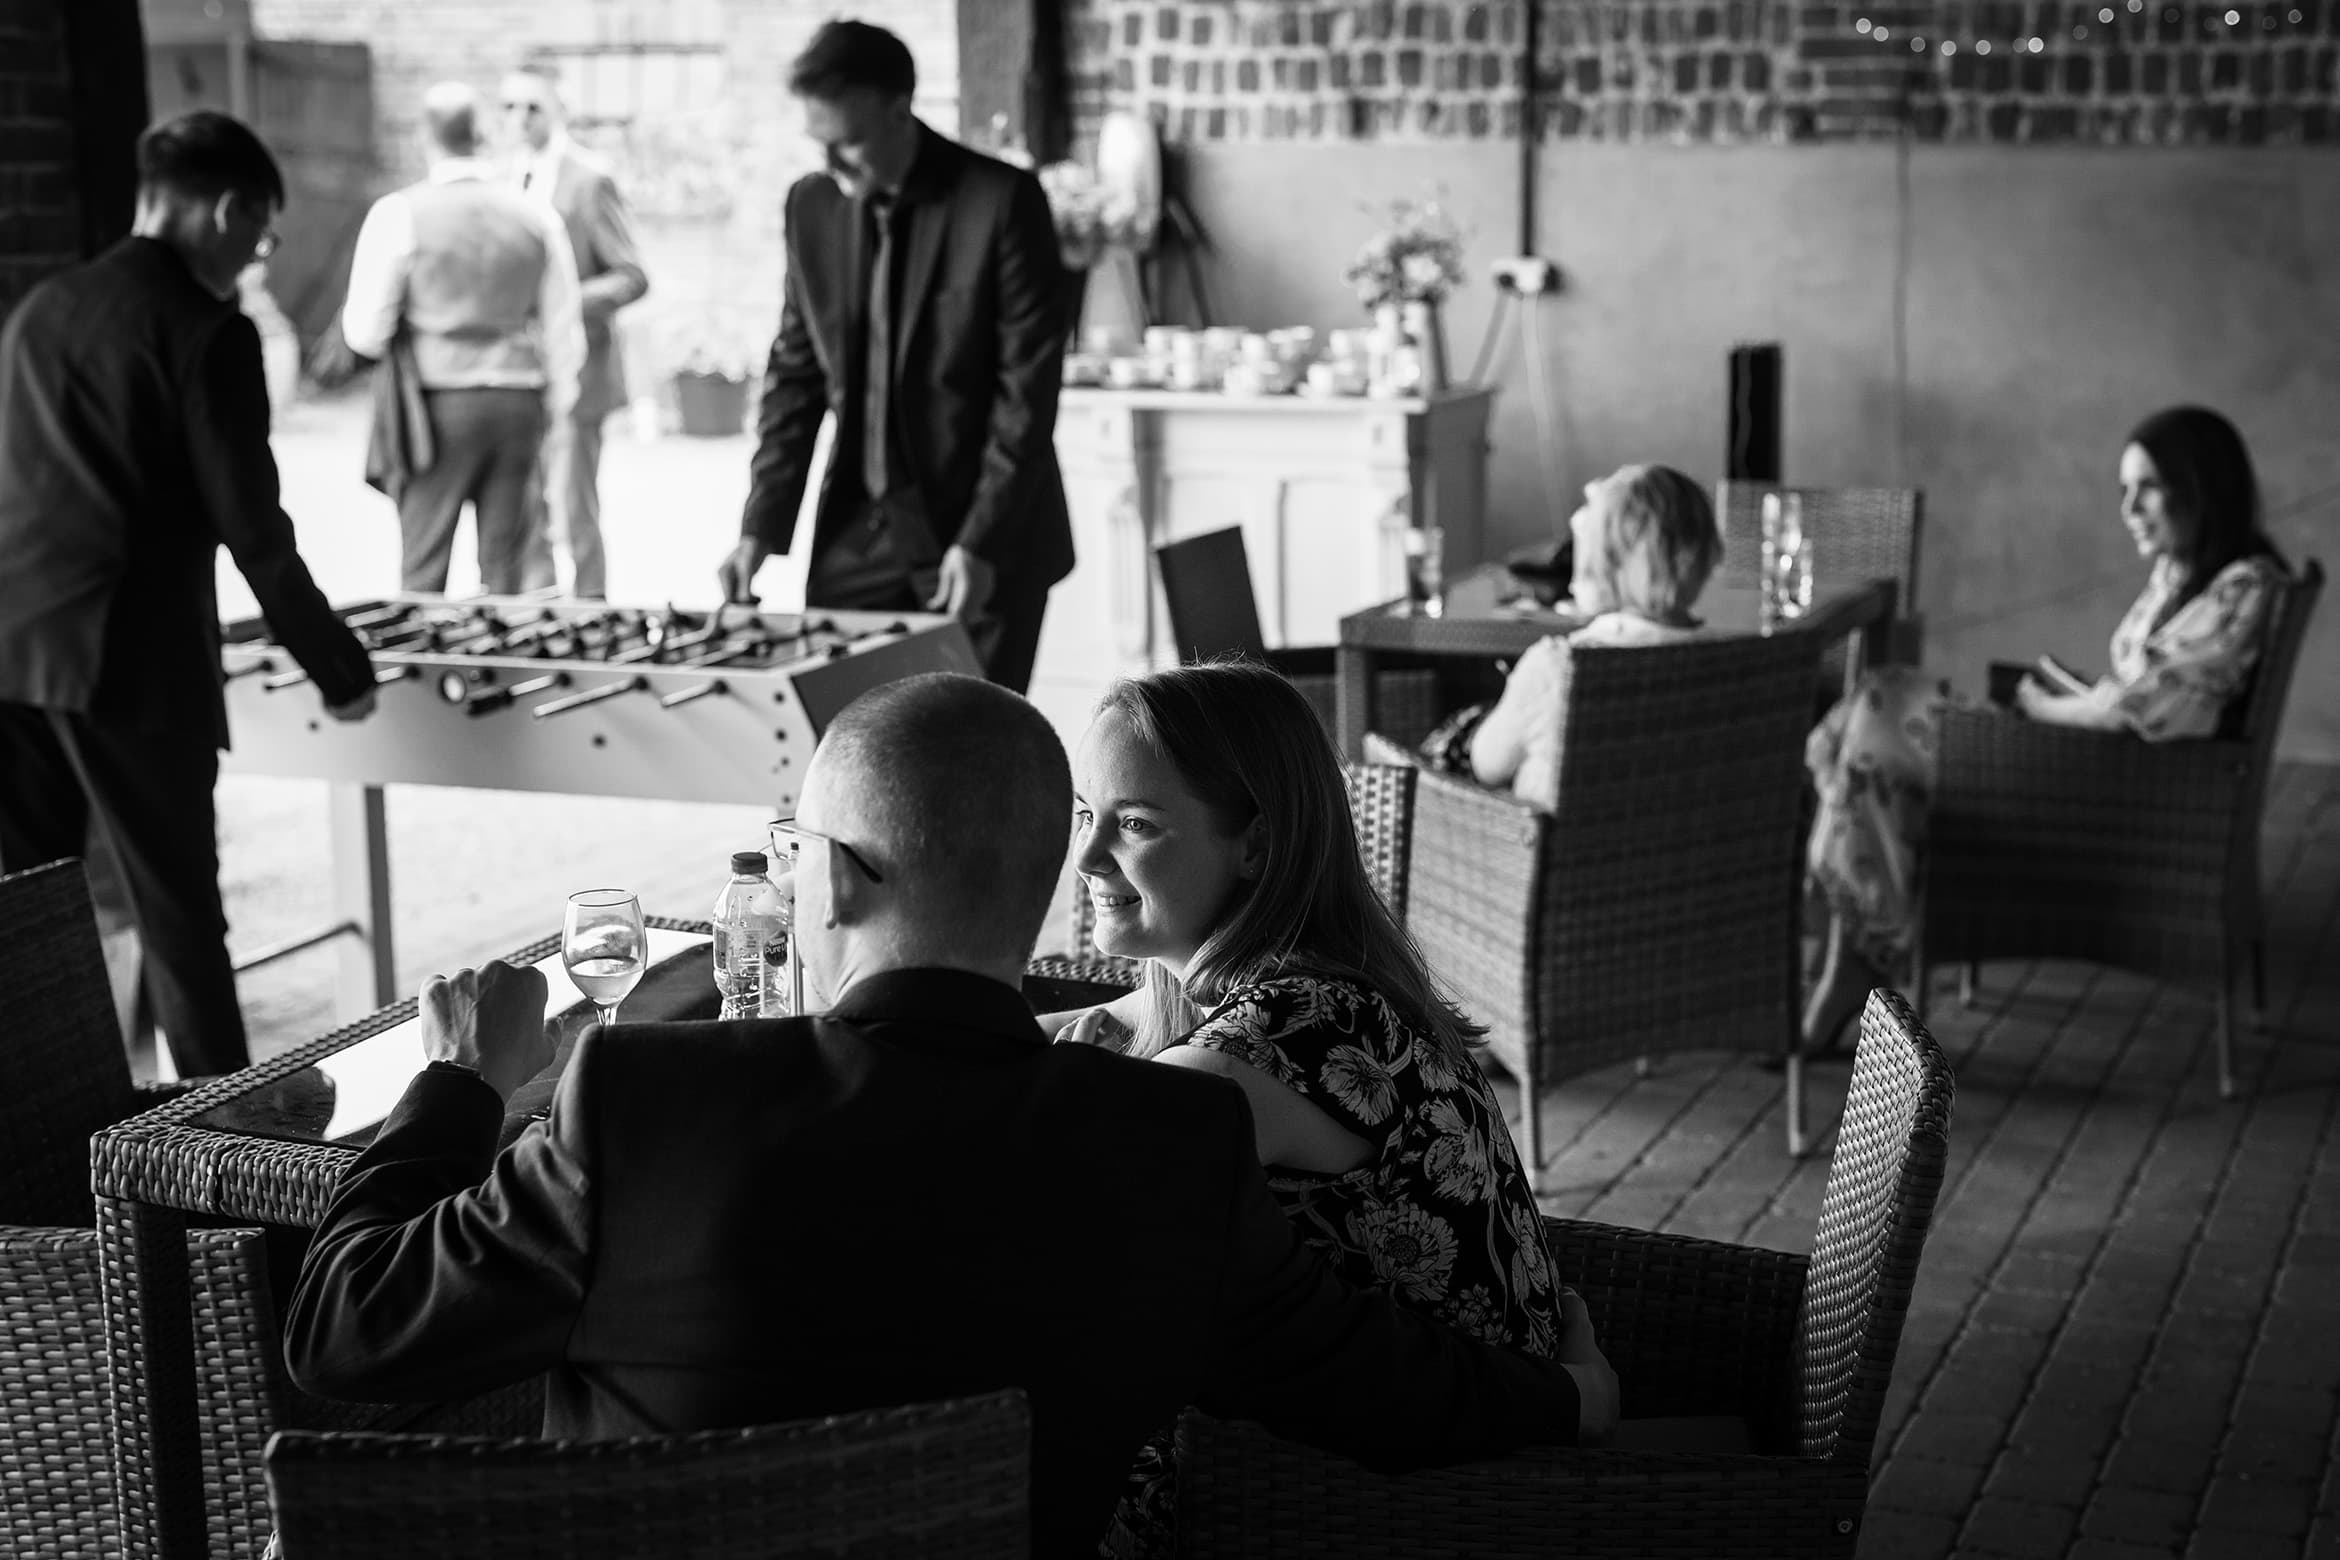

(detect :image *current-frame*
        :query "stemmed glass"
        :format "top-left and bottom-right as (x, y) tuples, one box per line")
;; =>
(562, 888), (646, 1029)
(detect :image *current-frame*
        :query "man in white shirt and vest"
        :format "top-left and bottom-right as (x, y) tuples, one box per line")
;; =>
(502, 64), (648, 601)
(341, 82), (585, 595)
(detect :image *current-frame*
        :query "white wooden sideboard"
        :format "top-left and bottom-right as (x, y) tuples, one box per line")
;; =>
(1027, 385), (1494, 737)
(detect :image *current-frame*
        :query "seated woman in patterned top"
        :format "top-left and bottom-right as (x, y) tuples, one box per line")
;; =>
(1041, 659), (1592, 1557)
(1802, 404), (2291, 1057)
(1426, 463), (1722, 810)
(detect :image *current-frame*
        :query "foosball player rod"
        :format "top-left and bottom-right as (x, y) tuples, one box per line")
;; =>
(529, 675), (648, 719)
(223, 657), (275, 681)
(343, 603), (416, 631)
(656, 678), (727, 709)
(374, 665), (412, 685)
(461, 671), (570, 717)
(262, 667), (312, 691)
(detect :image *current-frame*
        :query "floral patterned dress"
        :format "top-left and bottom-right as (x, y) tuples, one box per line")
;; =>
(1101, 974), (1561, 1558)
(1808, 554), (2282, 974)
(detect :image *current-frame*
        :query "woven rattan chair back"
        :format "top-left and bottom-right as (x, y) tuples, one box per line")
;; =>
(1790, 988), (1953, 1465)
(1065, 761), (1416, 960)
(264, 1390), (1031, 1560)
(1712, 482), (1923, 603)
(1406, 630), (1824, 1164)
(0, 859), (134, 1228)
(2236, 558), (2324, 775)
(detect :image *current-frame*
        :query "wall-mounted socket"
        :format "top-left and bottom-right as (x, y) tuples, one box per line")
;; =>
(1490, 256), (1561, 295)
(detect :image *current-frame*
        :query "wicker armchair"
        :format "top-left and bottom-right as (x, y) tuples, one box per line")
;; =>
(1919, 558), (2323, 1098)
(263, 1390), (1031, 1559)
(1026, 760), (1418, 995)
(1387, 630), (1831, 1164)
(1715, 481), (1924, 668)
(0, 858), (280, 1558)
(1174, 989), (1955, 1559)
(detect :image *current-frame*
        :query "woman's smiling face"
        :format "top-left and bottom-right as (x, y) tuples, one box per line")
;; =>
(2119, 441), (2188, 564)
(1071, 708), (1257, 976)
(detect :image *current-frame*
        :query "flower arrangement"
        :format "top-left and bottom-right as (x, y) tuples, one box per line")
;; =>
(1037, 160), (1146, 271)
(1344, 198), (1467, 313)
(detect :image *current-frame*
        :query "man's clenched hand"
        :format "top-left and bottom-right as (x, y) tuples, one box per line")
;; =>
(419, 961), (554, 1103)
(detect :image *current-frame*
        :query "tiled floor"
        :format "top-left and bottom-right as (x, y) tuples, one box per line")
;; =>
(1517, 762), (2340, 1560)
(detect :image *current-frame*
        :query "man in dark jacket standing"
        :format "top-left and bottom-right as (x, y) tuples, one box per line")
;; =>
(0, 112), (376, 1076)
(718, 20), (1073, 694)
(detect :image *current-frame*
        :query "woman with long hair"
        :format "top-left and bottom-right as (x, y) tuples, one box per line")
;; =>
(1044, 659), (1572, 1556)
(1803, 404), (2290, 1054)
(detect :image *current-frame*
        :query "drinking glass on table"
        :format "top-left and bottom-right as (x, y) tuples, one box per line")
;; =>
(1403, 524), (1446, 618)
(563, 888), (647, 1028)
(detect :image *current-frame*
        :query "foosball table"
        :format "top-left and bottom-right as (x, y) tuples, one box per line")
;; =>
(221, 596), (980, 1012)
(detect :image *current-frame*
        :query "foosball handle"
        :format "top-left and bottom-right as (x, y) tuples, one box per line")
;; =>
(657, 679), (728, 710)
(530, 675), (648, 719)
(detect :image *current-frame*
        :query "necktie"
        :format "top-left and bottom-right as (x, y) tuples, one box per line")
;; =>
(862, 195), (895, 500)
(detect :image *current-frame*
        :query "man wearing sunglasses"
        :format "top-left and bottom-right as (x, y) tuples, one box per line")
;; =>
(502, 64), (648, 602)
(0, 112), (377, 1076)
(285, 673), (1612, 1558)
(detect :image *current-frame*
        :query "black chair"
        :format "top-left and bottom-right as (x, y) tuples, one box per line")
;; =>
(1155, 527), (1441, 742)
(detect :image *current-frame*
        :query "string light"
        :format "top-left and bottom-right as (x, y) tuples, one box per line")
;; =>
(1855, 16), (1873, 32)
(1976, 38), (1992, 51)
(2098, 5), (2114, 17)
(2073, 23), (2089, 35)
(1912, 34), (1928, 49)
(2223, 8), (2239, 21)
(1941, 38), (1958, 53)
(1875, 24), (1891, 39)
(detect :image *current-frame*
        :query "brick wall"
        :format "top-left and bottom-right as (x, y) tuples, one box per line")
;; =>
(0, 0), (81, 314)
(1065, 0), (2340, 145)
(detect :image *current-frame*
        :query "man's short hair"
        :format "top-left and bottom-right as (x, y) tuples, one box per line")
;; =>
(421, 82), (483, 157)
(787, 20), (917, 100)
(812, 674), (1069, 963)
(137, 111), (285, 209)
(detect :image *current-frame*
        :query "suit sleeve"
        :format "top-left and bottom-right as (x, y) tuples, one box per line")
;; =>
(576, 169), (648, 321)
(739, 184), (832, 554)
(1197, 1093), (1580, 1470)
(183, 313), (373, 707)
(281, 1056), (597, 1403)
(952, 169), (1068, 567)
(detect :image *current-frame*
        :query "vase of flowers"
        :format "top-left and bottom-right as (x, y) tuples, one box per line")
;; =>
(1346, 198), (1465, 393)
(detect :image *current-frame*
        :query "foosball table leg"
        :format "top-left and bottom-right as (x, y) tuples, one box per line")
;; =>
(330, 781), (398, 1014)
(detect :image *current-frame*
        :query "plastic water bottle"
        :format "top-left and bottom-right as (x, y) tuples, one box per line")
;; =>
(712, 852), (787, 1021)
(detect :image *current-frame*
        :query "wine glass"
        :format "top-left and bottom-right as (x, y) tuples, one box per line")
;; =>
(563, 888), (646, 1029)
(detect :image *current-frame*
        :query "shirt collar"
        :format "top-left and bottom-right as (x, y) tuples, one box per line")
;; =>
(823, 967), (1047, 1051)
(429, 156), (491, 184)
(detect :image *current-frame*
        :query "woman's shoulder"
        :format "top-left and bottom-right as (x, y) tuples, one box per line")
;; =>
(1568, 612), (1702, 648)
(1207, 972), (1416, 1043)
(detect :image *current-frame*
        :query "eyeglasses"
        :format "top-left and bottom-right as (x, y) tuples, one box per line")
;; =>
(769, 817), (885, 884)
(252, 228), (279, 261)
(503, 101), (544, 114)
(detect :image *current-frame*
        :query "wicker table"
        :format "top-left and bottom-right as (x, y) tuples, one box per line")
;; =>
(1334, 568), (1900, 760)
(91, 919), (716, 1560)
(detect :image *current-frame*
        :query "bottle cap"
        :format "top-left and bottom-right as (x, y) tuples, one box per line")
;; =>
(731, 851), (769, 874)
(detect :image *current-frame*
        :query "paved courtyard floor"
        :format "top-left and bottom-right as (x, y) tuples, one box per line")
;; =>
(197, 390), (2340, 1559)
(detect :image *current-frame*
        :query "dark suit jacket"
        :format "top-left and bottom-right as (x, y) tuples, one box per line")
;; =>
(0, 238), (372, 747)
(740, 124), (1075, 591)
(544, 144), (648, 422)
(284, 969), (1579, 1558)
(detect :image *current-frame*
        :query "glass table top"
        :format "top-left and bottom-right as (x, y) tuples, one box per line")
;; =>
(190, 927), (715, 1149)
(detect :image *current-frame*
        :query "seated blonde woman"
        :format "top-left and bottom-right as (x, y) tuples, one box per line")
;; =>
(1464, 463), (1723, 810)
(1802, 404), (2290, 1057)
(1041, 661), (1594, 1557)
